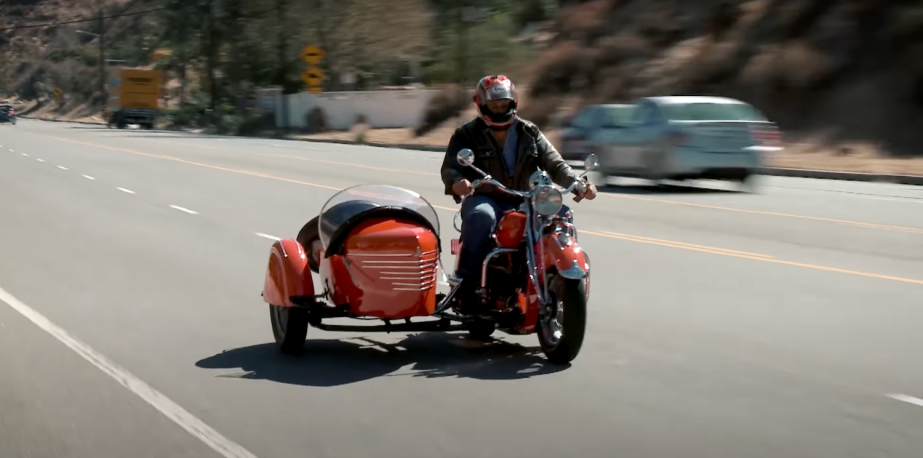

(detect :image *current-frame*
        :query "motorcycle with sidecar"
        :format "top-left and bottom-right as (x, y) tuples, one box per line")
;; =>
(261, 150), (598, 364)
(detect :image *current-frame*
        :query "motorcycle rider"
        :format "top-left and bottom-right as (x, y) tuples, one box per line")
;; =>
(440, 75), (598, 309)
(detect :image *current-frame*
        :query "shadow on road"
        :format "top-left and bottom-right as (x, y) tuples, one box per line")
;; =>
(195, 333), (567, 386)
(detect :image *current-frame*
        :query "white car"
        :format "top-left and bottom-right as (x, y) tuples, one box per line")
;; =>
(589, 96), (783, 189)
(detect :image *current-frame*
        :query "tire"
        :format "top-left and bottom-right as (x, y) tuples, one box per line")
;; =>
(537, 274), (588, 365)
(296, 216), (321, 273)
(269, 305), (309, 355)
(738, 173), (759, 193)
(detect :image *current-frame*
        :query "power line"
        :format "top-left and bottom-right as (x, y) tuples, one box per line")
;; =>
(0, 6), (168, 31)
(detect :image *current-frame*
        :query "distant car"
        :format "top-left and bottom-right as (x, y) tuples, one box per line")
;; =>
(0, 103), (15, 125)
(559, 103), (635, 161)
(589, 96), (783, 189)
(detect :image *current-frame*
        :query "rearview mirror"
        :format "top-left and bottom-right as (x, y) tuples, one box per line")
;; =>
(584, 153), (599, 172)
(457, 148), (475, 167)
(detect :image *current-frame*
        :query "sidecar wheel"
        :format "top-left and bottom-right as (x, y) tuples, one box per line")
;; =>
(296, 216), (321, 273)
(269, 305), (309, 355)
(537, 274), (587, 365)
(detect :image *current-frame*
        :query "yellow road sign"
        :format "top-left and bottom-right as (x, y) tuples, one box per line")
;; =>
(301, 68), (325, 87)
(54, 87), (62, 96)
(301, 45), (325, 65)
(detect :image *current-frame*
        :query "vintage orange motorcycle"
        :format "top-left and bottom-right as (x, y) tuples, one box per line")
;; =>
(261, 149), (597, 364)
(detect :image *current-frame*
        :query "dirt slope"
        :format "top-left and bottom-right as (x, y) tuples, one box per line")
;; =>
(527, 0), (923, 157)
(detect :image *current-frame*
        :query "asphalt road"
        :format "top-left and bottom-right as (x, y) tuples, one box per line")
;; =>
(1, 118), (922, 458)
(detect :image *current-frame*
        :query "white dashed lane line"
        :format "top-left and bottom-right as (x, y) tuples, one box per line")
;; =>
(21, 153), (27, 156)
(116, 187), (135, 194)
(57, 166), (68, 170)
(82, 175), (96, 180)
(169, 205), (198, 215)
(888, 393), (923, 408)
(255, 233), (280, 241)
(36, 158), (44, 162)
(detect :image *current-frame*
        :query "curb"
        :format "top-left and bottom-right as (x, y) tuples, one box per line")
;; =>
(282, 136), (444, 152)
(756, 167), (923, 186)
(20, 115), (105, 126)
(16, 116), (923, 186)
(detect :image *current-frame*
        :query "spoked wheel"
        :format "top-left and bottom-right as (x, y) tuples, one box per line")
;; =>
(537, 274), (588, 365)
(269, 305), (309, 355)
(296, 216), (322, 273)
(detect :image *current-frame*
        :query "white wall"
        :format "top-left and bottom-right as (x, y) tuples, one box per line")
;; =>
(277, 90), (439, 130)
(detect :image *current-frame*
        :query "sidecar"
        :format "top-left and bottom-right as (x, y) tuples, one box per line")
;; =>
(262, 184), (465, 354)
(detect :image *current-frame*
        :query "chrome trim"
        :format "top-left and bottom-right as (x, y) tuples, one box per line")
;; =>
(558, 259), (587, 279)
(351, 251), (440, 291)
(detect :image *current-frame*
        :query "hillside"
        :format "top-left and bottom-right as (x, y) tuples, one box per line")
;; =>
(526, 0), (923, 158)
(1, 0), (544, 129)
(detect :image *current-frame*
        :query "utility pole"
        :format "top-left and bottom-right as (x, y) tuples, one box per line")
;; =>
(98, 5), (107, 119)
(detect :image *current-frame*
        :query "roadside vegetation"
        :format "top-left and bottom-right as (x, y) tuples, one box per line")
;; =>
(3, 0), (923, 158)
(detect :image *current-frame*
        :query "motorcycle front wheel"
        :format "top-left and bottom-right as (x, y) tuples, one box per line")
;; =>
(537, 273), (588, 365)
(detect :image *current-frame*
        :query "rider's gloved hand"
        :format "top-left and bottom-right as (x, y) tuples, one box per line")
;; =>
(452, 179), (473, 197)
(573, 179), (598, 202)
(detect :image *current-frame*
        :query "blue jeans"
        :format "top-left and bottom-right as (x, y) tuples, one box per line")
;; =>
(457, 194), (572, 282)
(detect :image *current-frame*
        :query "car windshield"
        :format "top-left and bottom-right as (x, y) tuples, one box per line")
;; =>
(662, 102), (767, 122)
(317, 184), (441, 248)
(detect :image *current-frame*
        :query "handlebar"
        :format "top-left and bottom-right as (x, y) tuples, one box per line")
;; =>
(461, 174), (587, 202)
(454, 148), (595, 203)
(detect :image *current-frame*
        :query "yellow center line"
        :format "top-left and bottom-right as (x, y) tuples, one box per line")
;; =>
(261, 153), (439, 176)
(29, 132), (923, 286)
(584, 230), (923, 285)
(597, 231), (774, 258)
(601, 192), (923, 235)
(84, 131), (923, 235)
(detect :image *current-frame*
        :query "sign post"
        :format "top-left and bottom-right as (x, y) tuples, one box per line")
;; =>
(53, 87), (63, 106)
(300, 45), (325, 94)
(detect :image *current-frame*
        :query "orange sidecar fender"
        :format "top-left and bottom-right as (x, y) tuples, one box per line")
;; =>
(262, 239), (316, 307)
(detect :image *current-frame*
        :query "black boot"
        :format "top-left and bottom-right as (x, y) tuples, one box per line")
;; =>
(452, 278), (484, 315)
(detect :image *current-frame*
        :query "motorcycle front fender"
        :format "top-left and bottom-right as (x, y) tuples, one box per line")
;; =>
(540, 233), (589, 280)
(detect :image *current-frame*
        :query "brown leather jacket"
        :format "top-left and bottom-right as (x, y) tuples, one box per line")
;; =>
(440, 117), (580, 204)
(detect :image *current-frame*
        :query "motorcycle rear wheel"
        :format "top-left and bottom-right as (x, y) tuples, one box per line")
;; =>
(537, 274), (587, 365)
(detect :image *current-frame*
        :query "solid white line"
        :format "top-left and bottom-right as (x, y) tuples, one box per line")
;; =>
(116, 187), (135, 194)
(36, 158), (44, 162)
(888, 393), (923, 407)
(0, 286), (261, 458)
(169, 205), (198, 215)
(57, 166), (68, 170)
(82, 175), (96, 180)
(254, 232), (280, 241)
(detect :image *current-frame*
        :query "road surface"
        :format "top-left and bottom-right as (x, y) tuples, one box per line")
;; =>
(1, 119), (922, 458)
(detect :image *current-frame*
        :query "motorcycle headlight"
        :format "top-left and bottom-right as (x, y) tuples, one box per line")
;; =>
(534, 185), (563, 216)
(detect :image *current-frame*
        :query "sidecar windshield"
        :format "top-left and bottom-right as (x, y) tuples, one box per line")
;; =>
(317, 184), (441, 248)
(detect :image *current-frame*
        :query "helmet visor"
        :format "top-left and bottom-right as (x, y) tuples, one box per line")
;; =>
(479, 82), (515, 102)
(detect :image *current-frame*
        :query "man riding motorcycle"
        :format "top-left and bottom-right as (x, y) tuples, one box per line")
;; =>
(440, 75), (598, 309)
